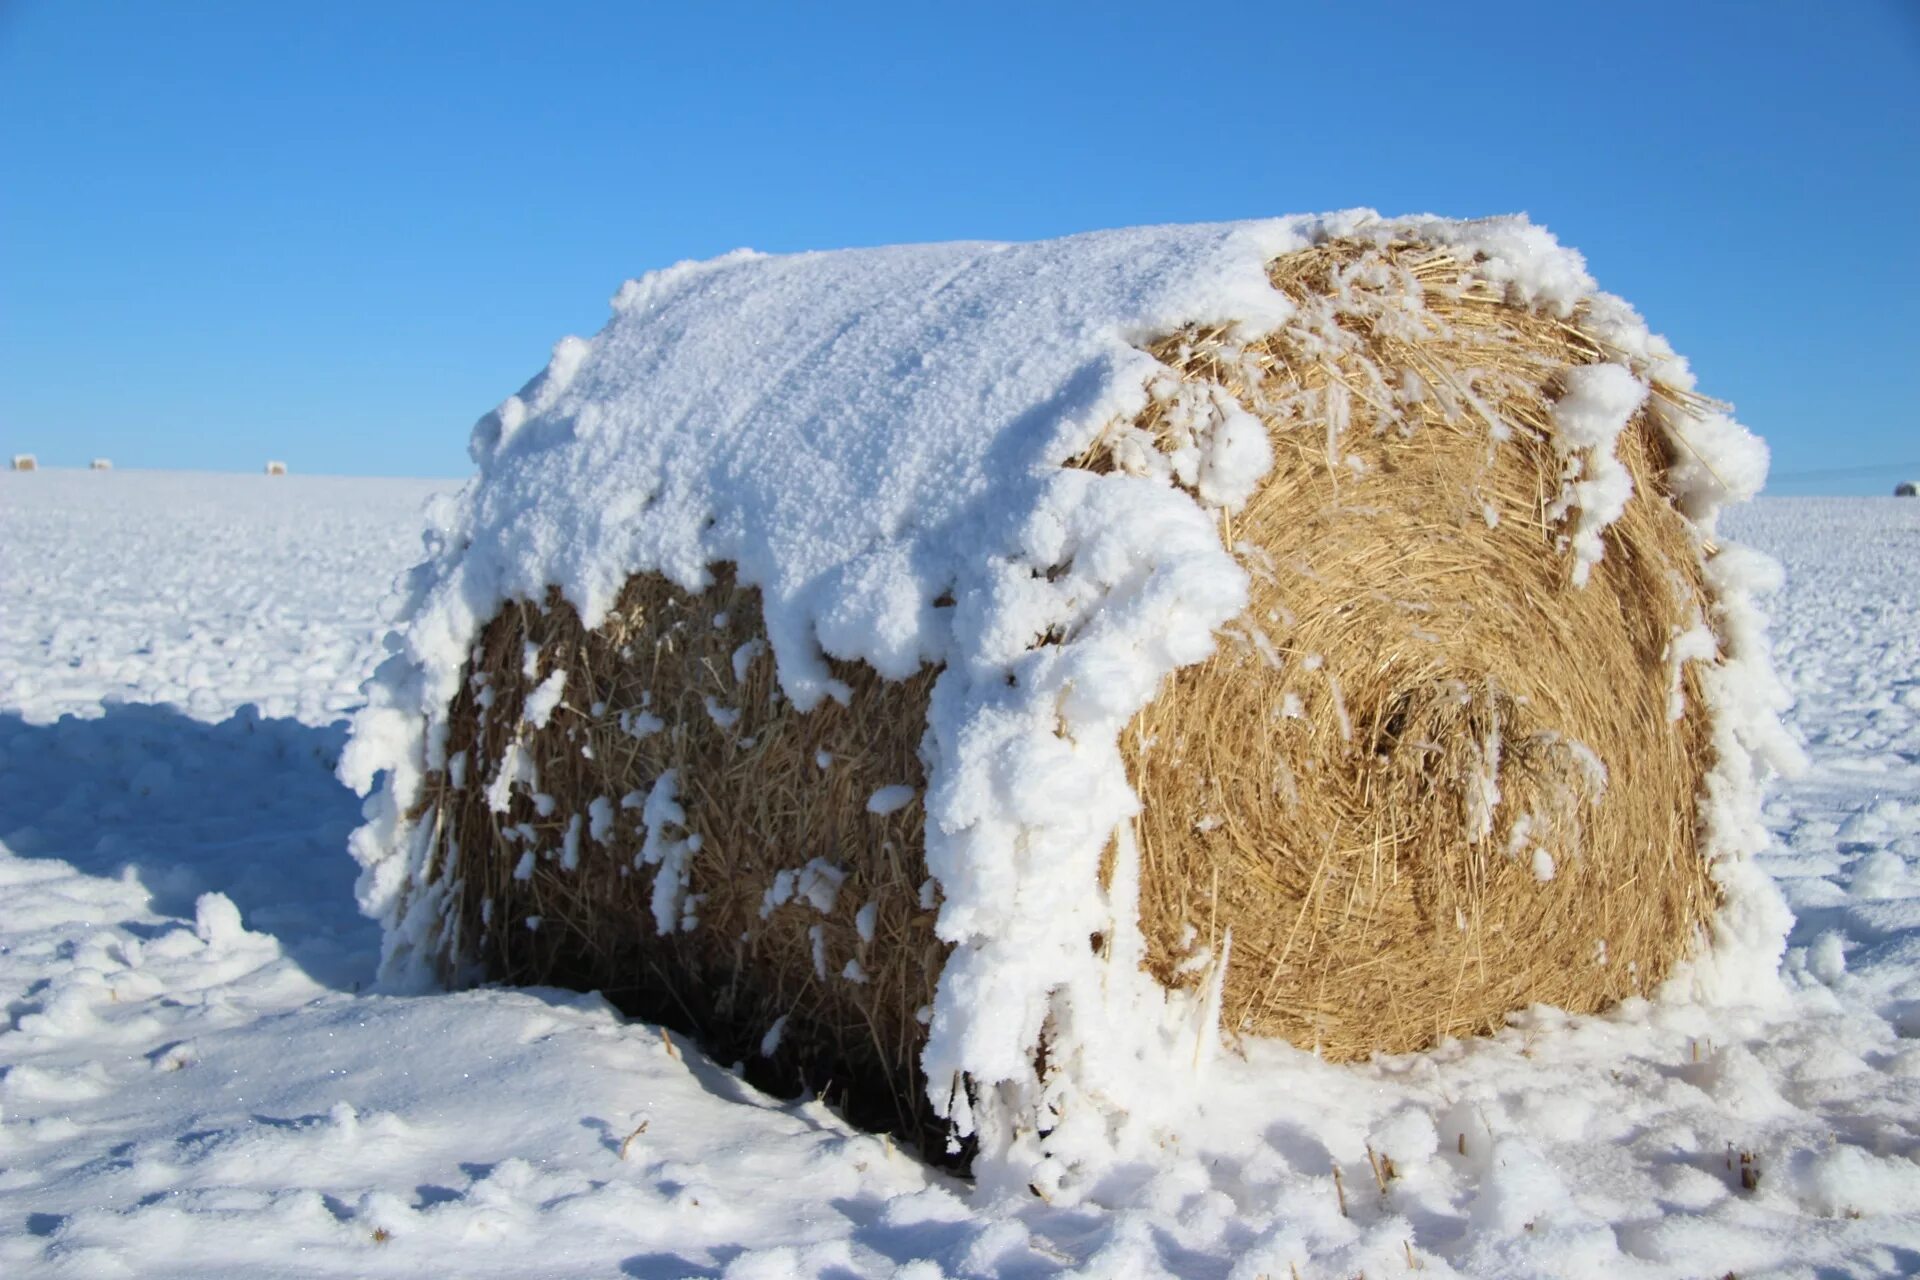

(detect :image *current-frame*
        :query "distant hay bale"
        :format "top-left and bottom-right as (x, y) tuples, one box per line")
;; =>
(90, 458), (113, 471)
(408, 235), (1739, 1151)
(10, 454), (36, 472)
(1897, 481), (1917, 497)
(265, 460), (288, 476)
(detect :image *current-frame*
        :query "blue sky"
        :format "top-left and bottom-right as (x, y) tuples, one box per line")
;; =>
(1, 2), (1915, 491)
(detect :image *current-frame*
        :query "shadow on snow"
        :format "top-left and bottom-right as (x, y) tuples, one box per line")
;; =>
(0, 702), (378, 991)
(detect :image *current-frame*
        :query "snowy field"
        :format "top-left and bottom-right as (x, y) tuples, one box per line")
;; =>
(2, 468), (1917, 1279)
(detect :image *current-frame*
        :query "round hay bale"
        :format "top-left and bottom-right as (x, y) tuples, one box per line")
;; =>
(354, 220), (1781, 1171)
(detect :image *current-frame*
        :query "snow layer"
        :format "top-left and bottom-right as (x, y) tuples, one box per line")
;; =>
(2, 472), (1919, 1276)
(339, 214), (1792, 1183)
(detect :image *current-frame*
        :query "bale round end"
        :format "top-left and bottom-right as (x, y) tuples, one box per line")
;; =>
(1095, 241), (1717, 1057)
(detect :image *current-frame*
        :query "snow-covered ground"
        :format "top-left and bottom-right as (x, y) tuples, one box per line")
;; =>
(1, 469), (1916, 1278)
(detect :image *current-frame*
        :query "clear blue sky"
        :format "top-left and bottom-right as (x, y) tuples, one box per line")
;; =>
(2, 2), (1915, 491)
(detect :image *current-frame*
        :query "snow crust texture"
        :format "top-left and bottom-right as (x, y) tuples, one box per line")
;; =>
(0, 472), (1917, 1276)
(0, 471), (440, 724)
(339, 214), (1795, 1185)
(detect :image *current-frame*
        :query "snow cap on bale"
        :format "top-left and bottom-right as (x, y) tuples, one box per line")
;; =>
(341, 212), (1796, 1194)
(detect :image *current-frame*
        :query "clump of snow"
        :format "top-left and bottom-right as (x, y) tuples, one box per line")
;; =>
(865, 785), (916, 816)
(618, 707), (664, 738)
(522, 669), (567, 728)
(587, 795), (615, 844)
(193, 892), (253, 949)
(759, 857), (849, 920)
(1786, 1143), (1920, 1217)
(732, 638), (767, 683)
(635, 770), (702, 934)
(1547, 362), (1648, 587)
(759, 1014), (789, 1057)
(341, 212), (1795, 1190)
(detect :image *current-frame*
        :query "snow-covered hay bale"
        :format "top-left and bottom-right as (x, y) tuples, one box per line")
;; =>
(90, 458), (113, 471)
(10, 453), (36, 472)
(346, 215), (1789, 1177)
(1896, 481), (1917, 497)
(265, 460), (288, 476)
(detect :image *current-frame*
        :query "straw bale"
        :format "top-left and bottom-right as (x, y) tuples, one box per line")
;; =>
(10, 454), (36, 472)
(420, 237), (1723, 1150)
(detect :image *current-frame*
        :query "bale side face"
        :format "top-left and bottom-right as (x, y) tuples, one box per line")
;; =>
(423, 568), (945, 1143)
(421, 236), (1725, 1148)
